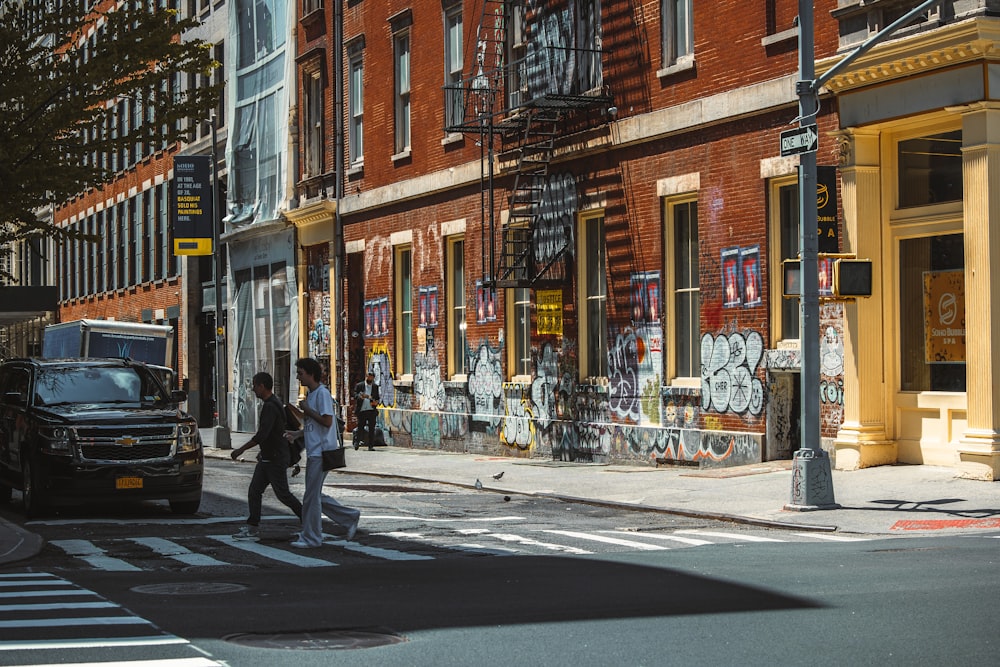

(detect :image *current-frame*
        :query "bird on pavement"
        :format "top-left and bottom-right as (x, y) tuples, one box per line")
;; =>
(491, 471), (504, 480)
(474, 478), (483, 490)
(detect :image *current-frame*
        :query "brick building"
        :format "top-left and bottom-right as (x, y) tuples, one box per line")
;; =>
(293, 0), (853, 468)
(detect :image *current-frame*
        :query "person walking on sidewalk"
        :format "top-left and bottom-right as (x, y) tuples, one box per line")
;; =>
(285, 357), (360, 547)
(353, 369), (380, 451)
(230, 372), (303, 540)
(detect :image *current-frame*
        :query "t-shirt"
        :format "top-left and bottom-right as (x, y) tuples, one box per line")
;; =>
(302, 383), (339, 456)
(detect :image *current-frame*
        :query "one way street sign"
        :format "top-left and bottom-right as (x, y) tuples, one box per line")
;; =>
(780, 125), (818, 156)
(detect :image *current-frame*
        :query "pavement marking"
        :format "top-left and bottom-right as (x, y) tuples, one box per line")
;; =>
(0, 601), (118, 613)
(792, 532), (872, 542)
(0, 616), (152, 629)
(322, 535), (434, 561)
(451, 543), (520, 556)
(891, 518), (1000, 531)
(601, 531), (712, 546)
(208, 535), (337, 567)
(362, 514), (527, 522)
(129, 537), (229, 567)
(26, 660), (219, 667)
(0, 636), (190, 651)
(543, 529), (669, 551)
(27, 515), (296, 527)
(459, 530), (594, 555)
(49, 540), (143, 572)
(0, 589), (96, 599)
(674, 530), (786, 543)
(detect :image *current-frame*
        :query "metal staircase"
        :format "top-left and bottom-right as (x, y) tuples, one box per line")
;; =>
(445, 0), (612, 288)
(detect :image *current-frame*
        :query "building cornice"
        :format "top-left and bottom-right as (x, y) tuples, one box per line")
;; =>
(819, 17), (1000, 94)
(282, 198), (336, 228)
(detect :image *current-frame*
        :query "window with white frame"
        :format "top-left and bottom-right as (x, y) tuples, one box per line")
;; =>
(395, 245), (413, 376)
(665, 197), (699, 381)
(303, 69), (323, 178)
(661, 0), (693, 67)
(579, 211), (607, 380)
(393, 27), (411, 154)
(506, 0), (527, 108)
(444, 3), (463, 129)
(769, 177), (799, 344)
(348, 40), (364, 165)
(447, 237), (467, 376)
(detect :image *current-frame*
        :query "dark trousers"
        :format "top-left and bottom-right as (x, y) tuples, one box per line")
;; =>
(247, 458), (303, 526)
(358, 409), (378, 449)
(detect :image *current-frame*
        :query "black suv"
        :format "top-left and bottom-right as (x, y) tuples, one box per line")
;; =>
(0, 358), (203, 516)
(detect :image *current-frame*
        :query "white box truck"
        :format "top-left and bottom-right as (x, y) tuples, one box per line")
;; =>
(42, 320), (174, 367)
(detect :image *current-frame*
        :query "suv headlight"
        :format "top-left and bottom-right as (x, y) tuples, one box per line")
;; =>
(40, 426), (73, 454)
(177, 422), (201, 453)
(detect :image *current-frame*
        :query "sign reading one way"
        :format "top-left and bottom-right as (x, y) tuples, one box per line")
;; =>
(780, 125), (819, 156)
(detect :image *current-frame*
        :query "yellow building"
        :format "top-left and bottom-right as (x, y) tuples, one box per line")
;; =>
(821, 8), (1000, 480)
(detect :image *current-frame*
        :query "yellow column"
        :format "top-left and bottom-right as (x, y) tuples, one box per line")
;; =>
(833, 128), (897, 469)
(956, 102), (1000, 480)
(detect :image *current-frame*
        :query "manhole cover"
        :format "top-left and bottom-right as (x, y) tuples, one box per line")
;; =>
(224, 628), (407, 650)
(131, 582), (248, 596)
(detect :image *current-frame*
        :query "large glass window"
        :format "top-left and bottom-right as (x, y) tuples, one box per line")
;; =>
(667, 199), (699, 380)
(899, 233), (965, 392)
(444, 4), (463, 128)
(396, 246), (413, 376)
(394, 30), (411, 154)
(579, 212), (607, 379)
(662, 0), (693, 67)
(771, 179), (799, 342)
(447, 237), (467, 376)
(509, 287), (531, 377)
(348, 47), (364, 164)
(898, 130), (962, 208)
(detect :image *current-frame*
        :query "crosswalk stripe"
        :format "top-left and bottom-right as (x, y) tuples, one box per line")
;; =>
(207, 535), (336, 567)
(459, 530), (593, 555)
(129, 537), (229, 567)
(49, 540), (143, 571)
(0, 636), (190, 651)
(792, 532), (871, 542)
(0, 589), (97, 599)
(0, 616), (151, 629)
(27, 659), (219, 667)
(0, 601), (117, 612)
(0, 573), (61, 579)
(0, 579), (71, 588)
(322, 536), (434, 561)
(601, 531), (713, 546)
(543, 529), (669, 551)
(675, 530), (786, 543)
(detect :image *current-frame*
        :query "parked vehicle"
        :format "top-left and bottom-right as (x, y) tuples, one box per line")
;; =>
(0, 358), (202, 517)
(42, 320), (174, 367)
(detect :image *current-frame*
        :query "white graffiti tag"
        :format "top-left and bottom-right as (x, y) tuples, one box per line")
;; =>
(700, 331), (765, 416)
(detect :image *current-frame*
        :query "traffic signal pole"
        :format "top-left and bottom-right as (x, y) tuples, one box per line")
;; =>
(785, 0), (943, 510)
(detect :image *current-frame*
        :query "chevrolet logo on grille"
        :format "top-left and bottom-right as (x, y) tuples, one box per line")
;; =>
(116, 436), (139, 447)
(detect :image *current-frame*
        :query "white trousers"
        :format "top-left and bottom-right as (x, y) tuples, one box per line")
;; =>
(300, 454), (361, 546)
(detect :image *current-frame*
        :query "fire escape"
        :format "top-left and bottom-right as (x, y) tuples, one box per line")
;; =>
(444, 0), (612, 288)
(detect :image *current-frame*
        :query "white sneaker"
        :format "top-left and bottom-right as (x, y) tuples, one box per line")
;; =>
(233, 525), (259, 541)
(290, 539), (318, 548)
(345, 519), (359, 541)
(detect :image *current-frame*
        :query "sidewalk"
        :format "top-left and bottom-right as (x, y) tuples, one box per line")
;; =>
(2, 429), (998, 566)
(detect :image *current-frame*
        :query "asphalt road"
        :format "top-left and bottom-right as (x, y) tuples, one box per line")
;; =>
(1, 460), (996, 666)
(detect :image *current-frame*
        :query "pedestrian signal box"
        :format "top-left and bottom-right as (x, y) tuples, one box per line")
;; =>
(782, 256), (873, 299)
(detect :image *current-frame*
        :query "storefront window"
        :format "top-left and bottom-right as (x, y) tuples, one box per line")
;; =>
(899, 233), (965, 392)
(897, 130), (962, 208)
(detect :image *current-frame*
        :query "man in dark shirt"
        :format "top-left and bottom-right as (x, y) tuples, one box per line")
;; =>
(231, 372), (303, 540)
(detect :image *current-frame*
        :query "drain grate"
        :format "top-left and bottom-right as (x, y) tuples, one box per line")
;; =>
(224, 627), (407, 650)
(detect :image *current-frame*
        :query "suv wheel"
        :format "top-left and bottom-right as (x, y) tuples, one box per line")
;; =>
(169, 498), (200, 514)
(22, 455), (48, 518)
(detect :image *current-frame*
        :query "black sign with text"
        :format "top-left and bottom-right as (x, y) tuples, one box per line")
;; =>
(172, 155), (213, 256)
(817, 165), (839, 254)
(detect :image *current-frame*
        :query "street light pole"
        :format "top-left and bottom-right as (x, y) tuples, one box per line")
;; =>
(210, 112), (231, 450)
(785, 0), (838, 510)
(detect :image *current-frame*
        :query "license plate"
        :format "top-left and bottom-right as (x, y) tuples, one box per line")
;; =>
(116, 477), (143, 490)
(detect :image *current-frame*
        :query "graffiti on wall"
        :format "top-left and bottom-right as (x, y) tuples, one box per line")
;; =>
(414, 353), (445, 411)
(524, 0), (601, 99)
(701, 329), (765, 417)
(366, 342), (395, 408)
(534, 172), (578, 277)
(468, 339), (503, 431)
(501, 382), (535, 450)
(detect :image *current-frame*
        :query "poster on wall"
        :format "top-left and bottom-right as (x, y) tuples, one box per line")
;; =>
(536, 289), (563, 335)
(818, 256), (835, 297)
(740, 246), (762, 307)
(379, 298), (389, 337)
(418, 287), (428, 328)
(629, 271), (661, 322)
(722, 247), (741, 308)
(476, 280), (487, 323)
(923, 270), (966, 363)
(427, 286), (439, 328)
(364, 301), (373, 338)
